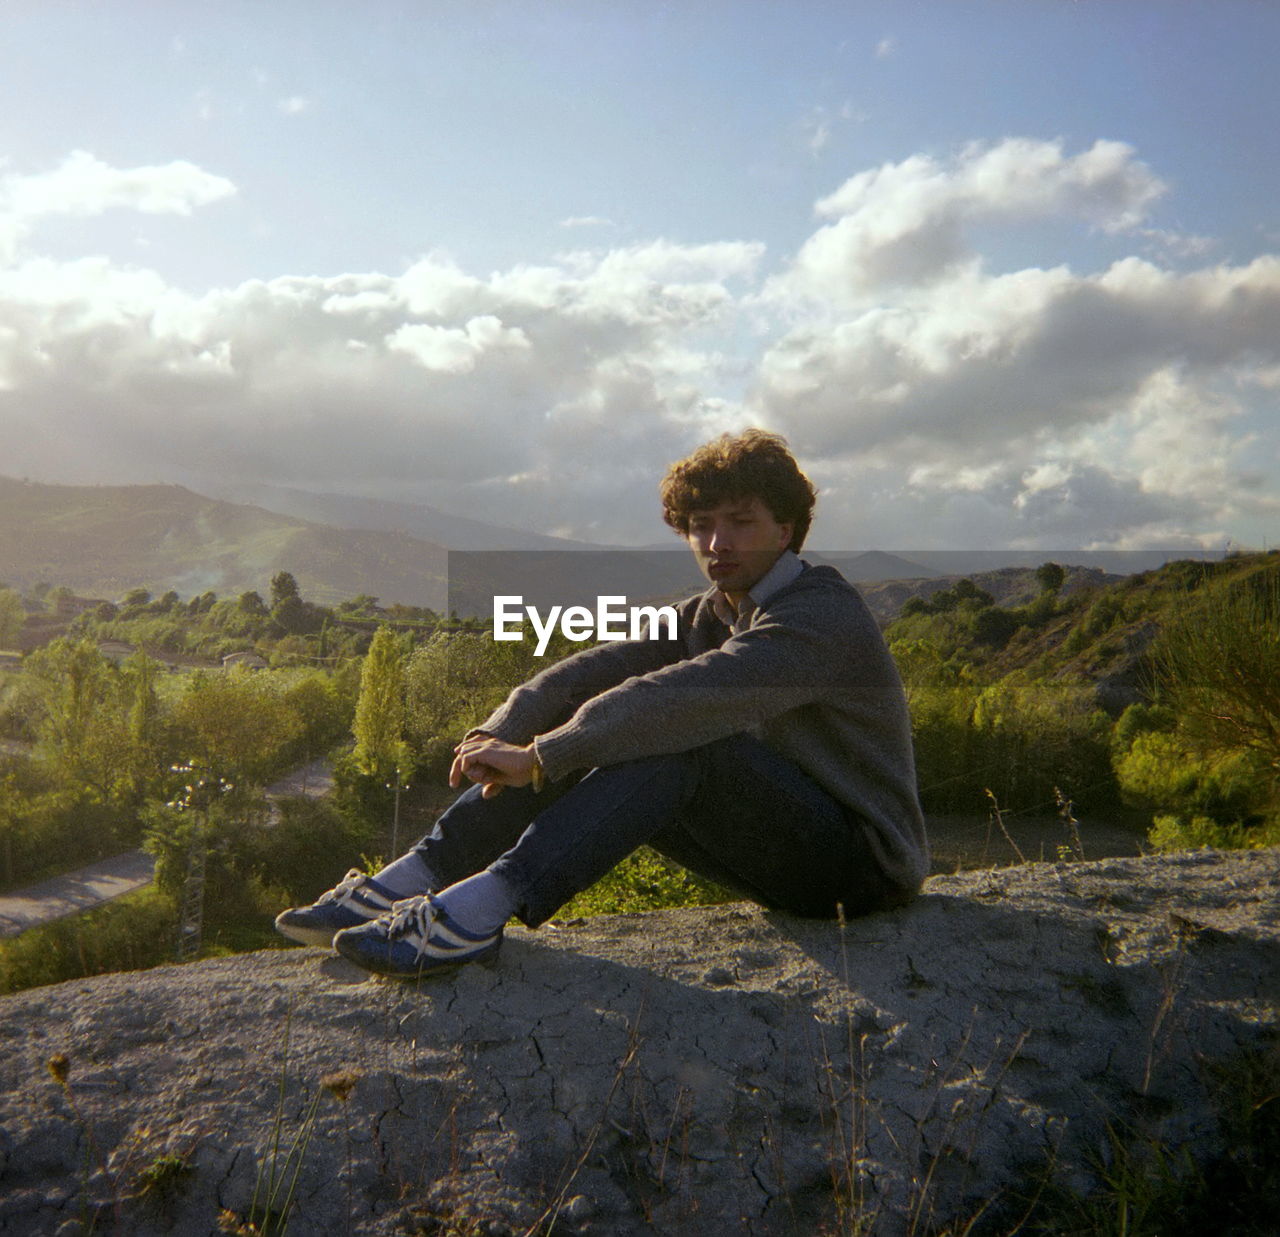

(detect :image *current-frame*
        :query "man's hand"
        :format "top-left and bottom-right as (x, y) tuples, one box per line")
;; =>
(449, 735), (538, 799)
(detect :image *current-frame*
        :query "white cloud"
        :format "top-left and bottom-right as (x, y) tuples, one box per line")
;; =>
(0, 151), (235, 266)
(802, 113), (831, 156)
(750, 140), (1280, 549)
(277, 96), (312, 116)
(386, 316), (530, 374)
(0, 213), (759, 537)
(3, 150), (235, 220)
(0, 142), (1276, 552)
(797, 102), (865, 158)
(875, 37), (895, 60)
(559, 215), (617, 229)
(1137, 227), (1217, 260)
(768, 138), (1166, 304)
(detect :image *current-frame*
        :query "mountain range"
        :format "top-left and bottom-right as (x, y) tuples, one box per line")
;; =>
(0, 477), (451, 608)
(0, 475), (1209, 613)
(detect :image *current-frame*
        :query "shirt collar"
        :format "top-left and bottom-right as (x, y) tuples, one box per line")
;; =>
(710, 550), (804, 626)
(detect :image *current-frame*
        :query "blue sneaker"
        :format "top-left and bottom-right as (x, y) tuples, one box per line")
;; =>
(333, 893), (503, 979)
(274, 869), (400, 947)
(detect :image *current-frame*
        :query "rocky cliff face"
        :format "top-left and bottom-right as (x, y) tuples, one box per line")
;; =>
(1, 850), (1278, 1236)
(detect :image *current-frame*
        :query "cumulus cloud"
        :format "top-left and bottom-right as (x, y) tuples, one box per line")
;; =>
(768, 137), (1166, 303)
(0, 143), (1276, 551)
(750, 138), (1280, 549)
(0, 151), (235, 265)
(0, 184), (761, 540)
(756, 250), (1280, 547)
(387, 316), (530, 374)
(2, 150), (235, 220)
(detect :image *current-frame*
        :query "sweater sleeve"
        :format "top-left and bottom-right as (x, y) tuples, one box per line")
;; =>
(531, 584), (851, 781)
(472, 600), (695, 745)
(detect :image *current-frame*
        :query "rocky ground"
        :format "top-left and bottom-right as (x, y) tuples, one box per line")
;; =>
(0, 849), (1277, 1235)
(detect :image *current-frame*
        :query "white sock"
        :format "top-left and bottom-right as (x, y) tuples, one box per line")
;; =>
(433, 869), (517, 938)
(374, 851), (436, 898)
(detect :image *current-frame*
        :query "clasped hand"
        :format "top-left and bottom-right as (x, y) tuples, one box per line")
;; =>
(449, 734), (536, 799)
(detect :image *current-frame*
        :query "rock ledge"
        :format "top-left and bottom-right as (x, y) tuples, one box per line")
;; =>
(1, 850), (1278, 1235)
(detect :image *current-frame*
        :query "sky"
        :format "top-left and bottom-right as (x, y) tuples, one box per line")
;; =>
(1, 0), (1278, 552)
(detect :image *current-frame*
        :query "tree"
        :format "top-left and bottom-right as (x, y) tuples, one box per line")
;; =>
(353, 626), (406, 781)
(45, 586), (75, 614)
(169, 669), (302, 789)
(971, 605), (1018, 648)
(123, 653), (165, 802)
(19, 638), (140, 803)
(352, 626), (412, 849)
(268, 572), (325, 636)
(270, 571), (301, 609)
(952, 578), (994, 607)
(0, 587), (23, 648)
(1153, 564), (1280, 784)
(1112, 562), (1280, 850)
(1035, 562), (1067, 595)
(283, 671), (352, 765)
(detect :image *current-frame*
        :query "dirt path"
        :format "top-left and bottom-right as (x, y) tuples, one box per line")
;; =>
(264, 756), (335, 799)
(0, 849), (155, 938)
(0, 757), (336, 939)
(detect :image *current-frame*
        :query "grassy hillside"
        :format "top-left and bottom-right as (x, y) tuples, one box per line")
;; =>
(0, 477), (448, 607)
(885, 550), (1280, 691)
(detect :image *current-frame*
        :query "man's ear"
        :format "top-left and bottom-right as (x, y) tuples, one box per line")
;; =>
(778, 522), (794, 550)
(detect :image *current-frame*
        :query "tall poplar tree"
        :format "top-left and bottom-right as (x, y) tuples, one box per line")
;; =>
(353, 626), (407, 782)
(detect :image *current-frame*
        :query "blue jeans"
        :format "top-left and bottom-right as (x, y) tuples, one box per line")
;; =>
(411, 734), (912, 928)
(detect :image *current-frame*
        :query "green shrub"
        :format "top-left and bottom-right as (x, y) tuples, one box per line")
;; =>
(247, 798), (375, 906)
(909, 680), (1116, 814)
(1150, 563), (1280, 801)
(1148, 813), (1280, 852)
(1116, 732), (1271, 823)
(0, 886), (177, 994)
(970, 604), (1019, 648)
(560, 847), (730, 917)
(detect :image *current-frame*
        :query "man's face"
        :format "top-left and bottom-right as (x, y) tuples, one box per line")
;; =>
(686, 496), (793, 601)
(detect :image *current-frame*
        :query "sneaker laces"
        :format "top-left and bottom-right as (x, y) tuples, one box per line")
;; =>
(382, 894), (436, 947)
(319, 868), (368, 906)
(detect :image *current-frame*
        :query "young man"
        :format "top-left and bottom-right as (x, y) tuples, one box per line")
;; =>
(276, 429), (928, 977)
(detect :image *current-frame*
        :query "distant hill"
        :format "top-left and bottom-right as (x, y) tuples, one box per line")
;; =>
(808, 550), (940, 581)
(904, 549), (1213, 575)
(215, 482), (608, 552)
(0, 477), (449, 608)
(856, 563), (1122, 623)
(0, 474), (1232, 618)
(872, 551), (1280, 717)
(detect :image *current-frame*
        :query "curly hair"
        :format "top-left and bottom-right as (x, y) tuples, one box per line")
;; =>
(660, 429), (817, 551)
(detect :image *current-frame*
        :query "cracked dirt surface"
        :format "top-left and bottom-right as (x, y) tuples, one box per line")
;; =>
(0, 849), (1278, 1235)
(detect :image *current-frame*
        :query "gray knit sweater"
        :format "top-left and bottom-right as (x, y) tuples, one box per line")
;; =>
(475, 552), (930, 894)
